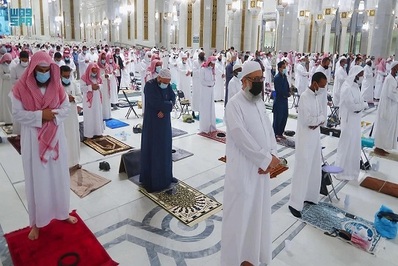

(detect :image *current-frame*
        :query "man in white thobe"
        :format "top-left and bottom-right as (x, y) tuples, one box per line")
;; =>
(295, 56), (309, 95)
(214, 54), (225, 102)
(361, 59), (375, 103)
(288, 72), (327, 218)
(263, 52), (273, 85)
(332, 56), (348, 107)
(374, 61), (398, 156)
(335, 66), (368, 181)
(221, 61), (280, 266)
(315, 57), (331, 120)
(227, 64), (242, 102)
(78, 46), (89, 79)
(177, 54), (192, 102)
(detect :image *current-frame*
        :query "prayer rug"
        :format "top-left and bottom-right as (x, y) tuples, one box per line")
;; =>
(70, 168), (112, 198)
(7, 136), (21, 154)
(139, 181), (222, 227)
(1, 125), (13, 135)
(217, 155), (288, 178)
(360, 176), (398, 198)
(4, 210), (118, 266)
(301, 202), (382, 254)
(172, 127), (188, 138)
(198, 130), (226, 144)
(83, 135), (132, 156)
(288, 113), (298, 119)
(104, 118), (130, 129)
(172, 148), (194, 162)
(277, 138), (295, 148)
(370, 151), (398, 162)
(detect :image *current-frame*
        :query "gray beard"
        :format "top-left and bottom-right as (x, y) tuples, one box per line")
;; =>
(242, 87), (262, 102)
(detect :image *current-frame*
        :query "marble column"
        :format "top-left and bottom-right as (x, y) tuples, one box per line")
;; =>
(275, 6), (284, 51)
(315, 20), (324, 52)
(365, 16), (375, 56)
(191, 0), (200, 50)
(323, 15), (333, 53)
(370, 0), (396, 58)
(243, 8), (252, 51)
(202, 0), (212, 52)
(227, 10), (235, 49)
(215, 0), (226, 51)
(178, 2), (187, 48)
(339, 17), (350, 54)
(280, 3), (299, 52)
(250, 9), (260, 52)
(298, 17), (307, 52)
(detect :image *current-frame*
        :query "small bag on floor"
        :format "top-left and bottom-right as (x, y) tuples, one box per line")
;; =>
(374, 205), (398, 239)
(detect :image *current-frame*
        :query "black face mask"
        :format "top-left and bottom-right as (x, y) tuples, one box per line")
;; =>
(65, 58), (70, 64)
(218, 58), (221, 62)
(324, 65), (329, 70)
(249, 81), (263, 96)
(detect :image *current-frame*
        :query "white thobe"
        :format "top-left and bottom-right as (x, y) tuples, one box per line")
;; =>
(139, 59), (150, 113)
(227, 76), (241, 102)
(332, 65), (348, 107)
(221, 90), (277, 266)
(0, 64), (13, 123)
(120, 55), (132, 89)
(81, 80), (104, 138)
(263, 58), (272, 84)
(361, 65), (375, 103)
(78, 53), (89, 79)
(315, 65), (329, 118)
(10, 63), (27, 134)
(177, 62), (192, 102)
(11, 90), (71, 227)
(374, 74), (398, 150)
(289, 88), (325, 211)
(100, 68), (112, 120)
(295, 63), (309, 95)
(63, 82), (82, 168)
(214, 61), (225, 101)
(199, 67), (216, 133)
(374, 70), (387, 100)
(108, 66), (119, 105)
(335, 81), (368, 180)
(191, 59), (202, 112)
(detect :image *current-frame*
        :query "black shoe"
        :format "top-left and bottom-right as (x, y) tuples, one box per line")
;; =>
(289, 206), (302, 218)
(304, 201), (317, 205)
(192, 111), (196, 119)
(171, 177), (179, 183)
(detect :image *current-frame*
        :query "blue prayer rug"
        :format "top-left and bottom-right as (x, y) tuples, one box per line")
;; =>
(104, 118), (130, 129)
(301, 202), (383, 254)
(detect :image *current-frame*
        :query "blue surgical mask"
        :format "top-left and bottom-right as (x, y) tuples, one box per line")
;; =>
(155, 66), (162, 73)
(283, 69), (287, 75)
(159, 83), (168, 89)
(36, 71), (50, 83)
(101, 59), (106, 65)
(236, 72), (243, 79)
(62, 77), (70, 84)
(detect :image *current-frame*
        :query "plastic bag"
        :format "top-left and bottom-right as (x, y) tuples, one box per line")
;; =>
(374, 205), (397, 239)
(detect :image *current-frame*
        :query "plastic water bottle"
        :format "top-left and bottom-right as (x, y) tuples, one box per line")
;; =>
(284, 240), (292, 252)
(372, 161), (380, 171)
(344, 194), (350, 209)
(121, 131), (127, 141)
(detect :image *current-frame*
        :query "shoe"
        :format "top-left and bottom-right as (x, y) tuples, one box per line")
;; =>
(304, 201), (317, 205)
(171, 177), (179, 183)
(288, 206), (302, 218)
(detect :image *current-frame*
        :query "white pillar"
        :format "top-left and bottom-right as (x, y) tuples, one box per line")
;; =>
(227, 11), (235, 49)
(315, 20), (324, 52)
(251, 11), (260, 52)
(366, 16), (375, 56)
(323, 16), (333, 53)
(191, 0), (200, 50)
(339, 18), (350, 54)
(298, 18), (306, 52)
(216, 0), (226, 50)
(178, 2), (187, 48)
(244, 9), (252, 51)
(275, 6), (284, 51)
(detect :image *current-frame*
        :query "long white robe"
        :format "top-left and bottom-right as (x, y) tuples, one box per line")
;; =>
(221, 90), (277, 266)
(108, 65), (119, 105)
(227, 76), (241, 102)
(332, 65), (348, 107)
(10, 63), (27, 134)
(120, 55), (132, 89)
(191, 59), (202, 112)
(374, 70), (387, 100)
(295, 63), (309, 95)
(78, 53), (89, 79)
(335, 81), (368, 180)
(263, 57), (272, 84)
(100, 68), (112, 120)
(81, 80), (104, 138)
(289, 88), (325, 211)
(315, 65), (329, 118)
(11, 91), (71, 227)
(214, 61), (225, 101)
(63, 82), (82, 168)
(177, 62), (192, 102)
(361, 65), (375, 103)
(0, 64), (13, 123)
(139, 59), (150, 114)
(199, 67), (216, 133)
(374, 74), (398, 150)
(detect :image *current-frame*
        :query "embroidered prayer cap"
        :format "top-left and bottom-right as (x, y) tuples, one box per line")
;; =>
(240, 61), (262, 80)
(158, 68), (171, 79)
(233, 63), (242, 72)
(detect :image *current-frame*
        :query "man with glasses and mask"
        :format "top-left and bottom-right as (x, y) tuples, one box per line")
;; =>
(221, 61), (280, 266)
(288, 72), (327, 219)
(140, 69), (177, 193)
(11, 51), (78, 240)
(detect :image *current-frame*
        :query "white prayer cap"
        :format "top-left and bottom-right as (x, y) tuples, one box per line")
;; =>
(390, 61), (398, 70)
(0, 46), (6, 54)
(158, 68), (171, 79)
(366, 58), (371, 63)
(300, 56), (306, 60)
(387, 57), (392, 62)
(348, 65), (363, 77)
(240, 61), (262, 80)
(181, 53), (188, 59)
(233, 64), (242, 71)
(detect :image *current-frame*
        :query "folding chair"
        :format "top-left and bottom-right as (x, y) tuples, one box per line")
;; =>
(177, 90), (190, 119)
(129, 72), (140, 91)
(290, 86), (300, 111)
(320, 147), (342, 201)
(327, 94), (340, 128)
(122, 90), (140, 119)
(360, 137), (374, 170)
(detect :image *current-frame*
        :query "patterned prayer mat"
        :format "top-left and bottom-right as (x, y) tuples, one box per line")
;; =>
(277, 138), (295, 148)
(70, 168), (112, 198)
(370, 151), (398, 162)
(83, 135), (132, 156)
(198, 130), (226, 144)
(360, 176), (398, 198)
(172, 127), (188, 138)
(4, 210), (118, 266)
(139, 181), (223, 227)
(288, 113), (298, 119)
(172, 148), (194, 162)
(217, 155), (288, 178)
(1, 125), (13, 135)
(7, 136), (21, 154)
(301, 202), (382, 254)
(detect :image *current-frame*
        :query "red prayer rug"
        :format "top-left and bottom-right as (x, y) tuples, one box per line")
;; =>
(198, 130), (226, 144)
(4, 210), (118, 266)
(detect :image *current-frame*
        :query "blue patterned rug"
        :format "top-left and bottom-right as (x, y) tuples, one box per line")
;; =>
(301, 202), (382, 254)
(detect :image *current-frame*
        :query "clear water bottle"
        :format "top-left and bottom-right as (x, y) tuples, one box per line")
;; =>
(121, 131), (127, 141)
(344, 194), (350, 209)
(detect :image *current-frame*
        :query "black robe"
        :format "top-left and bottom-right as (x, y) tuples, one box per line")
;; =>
(140, 78), (176, 192)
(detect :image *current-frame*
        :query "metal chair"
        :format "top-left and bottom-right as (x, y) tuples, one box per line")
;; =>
(122, 90), (140, 119)
(320, 147), (342, 201)
(177, 90), (190, 119)
(327, 94), (340, 128)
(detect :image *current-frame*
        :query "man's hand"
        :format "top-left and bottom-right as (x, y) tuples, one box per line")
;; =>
(92, 84), (99, 90)
(68, 94), (75, 102)
(258, 155), (280, 175)
(42, 109), (57, 121)
(157, 111), (164, 119)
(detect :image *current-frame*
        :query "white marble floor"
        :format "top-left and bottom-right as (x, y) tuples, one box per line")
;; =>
(1, 87), (398, 266)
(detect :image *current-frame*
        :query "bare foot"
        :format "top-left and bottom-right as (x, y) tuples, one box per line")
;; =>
(28, 225), (39, 240)
(241, 261), (254, 266)
(64, 215), (78, 224)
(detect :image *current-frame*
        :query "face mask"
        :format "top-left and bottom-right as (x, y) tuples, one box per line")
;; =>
(65, 58), (70, 63)
(283, 69), (287, 75)
(155, 66), (162, 73)
(6, 48), (11, 52)
(182, 61), (186, 64)
(249, 81), (263, 96)
(344, 64), (348, 68)
(91, 73), (97, 78)
(36, 71), (50, 83)
(218, 58), (222, 62)
(90, 51), (94, 54)
(236, 72), (243, 79)
(159, 83), (168, 89)
(21, 61), (29, 67)
(82, 51), (86, 54)
(324, 65), (329, 70)
(62, 77), (70, 85)
(301, 62), (306, 66)
(109, 60), (113, 64)
(357, 76), (364, 85)
(101, 59), (106, 65)
(4, 62), (9, 66)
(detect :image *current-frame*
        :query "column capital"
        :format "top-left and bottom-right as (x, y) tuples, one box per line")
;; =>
(340, 17), (350, 27)
(249, 8), (261, 17)
(324, 15), (334, 24)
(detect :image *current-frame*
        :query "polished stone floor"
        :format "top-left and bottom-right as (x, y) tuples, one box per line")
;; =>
(1, 84), (398, 266)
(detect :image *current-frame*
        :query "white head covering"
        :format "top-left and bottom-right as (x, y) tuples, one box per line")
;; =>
(240, 61), (262, 80)
(366, 58), (371, 63)
(158, 68), (171, 79)
(390, 61), (398, 70)
(233, 64), (242, 71)
(347, 65), (364, 83)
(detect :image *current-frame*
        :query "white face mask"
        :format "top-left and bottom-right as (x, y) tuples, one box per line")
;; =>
(357, 76), (364, 85)
(236, 72), (243, 79)
(21, 61), (29, 68)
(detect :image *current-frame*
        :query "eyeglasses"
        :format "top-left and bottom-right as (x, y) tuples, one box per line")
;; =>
(245, 76), (265, 82)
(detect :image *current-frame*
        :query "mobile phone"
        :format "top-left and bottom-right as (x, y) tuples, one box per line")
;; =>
(345, 212), (356, 219)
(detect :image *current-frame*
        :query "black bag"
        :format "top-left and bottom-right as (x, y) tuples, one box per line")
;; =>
(99, 161), (111, 171)
(320, 164), (332, 196)
(119, 149), (141, 178)
(133, 124), (142, 134)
